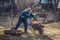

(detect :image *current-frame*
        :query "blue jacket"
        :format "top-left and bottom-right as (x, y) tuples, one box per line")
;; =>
(19, 10), (36, 20)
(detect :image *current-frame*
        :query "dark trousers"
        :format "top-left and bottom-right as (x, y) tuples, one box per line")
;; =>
(14, 17), (28, 32)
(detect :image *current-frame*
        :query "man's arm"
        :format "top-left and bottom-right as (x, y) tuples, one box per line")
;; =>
(30, 12), (37, 21)
(30, 11), (36, 18)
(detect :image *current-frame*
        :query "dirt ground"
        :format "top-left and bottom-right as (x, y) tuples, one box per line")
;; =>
(44, 22), (60, 40)
(0, 22), (60, 40)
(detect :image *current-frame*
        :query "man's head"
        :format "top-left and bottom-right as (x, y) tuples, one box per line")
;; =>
(26, 7), (32, 13)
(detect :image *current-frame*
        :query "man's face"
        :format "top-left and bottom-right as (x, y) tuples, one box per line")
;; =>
(27, 9), (31, 14)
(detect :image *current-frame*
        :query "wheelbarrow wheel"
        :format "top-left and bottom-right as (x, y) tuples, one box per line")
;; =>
(39, 28), (43, 35)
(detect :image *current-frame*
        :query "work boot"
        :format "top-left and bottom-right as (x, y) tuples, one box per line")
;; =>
(10, 27), (16, 30)
(24, 30), (28, 34)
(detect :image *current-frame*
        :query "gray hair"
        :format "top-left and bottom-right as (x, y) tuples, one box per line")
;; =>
(24, 7), (32, 13)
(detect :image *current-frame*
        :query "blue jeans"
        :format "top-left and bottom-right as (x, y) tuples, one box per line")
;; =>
(14, 17), (28, 32)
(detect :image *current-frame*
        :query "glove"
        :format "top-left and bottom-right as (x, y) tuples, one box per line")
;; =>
(33, 18), (37, 20)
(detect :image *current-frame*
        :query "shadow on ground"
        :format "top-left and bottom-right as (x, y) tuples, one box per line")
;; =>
(0, 34), (52, 40)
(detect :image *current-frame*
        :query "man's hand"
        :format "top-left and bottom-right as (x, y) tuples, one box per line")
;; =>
(31, 18), (37, 22)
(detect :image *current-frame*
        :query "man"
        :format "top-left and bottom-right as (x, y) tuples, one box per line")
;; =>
(12, 7), (37, 33)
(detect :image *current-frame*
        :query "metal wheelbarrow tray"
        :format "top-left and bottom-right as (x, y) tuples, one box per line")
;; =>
(30, 21), (45, 35)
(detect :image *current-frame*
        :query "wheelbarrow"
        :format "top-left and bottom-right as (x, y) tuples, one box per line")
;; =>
(30, 18), (45, 35)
